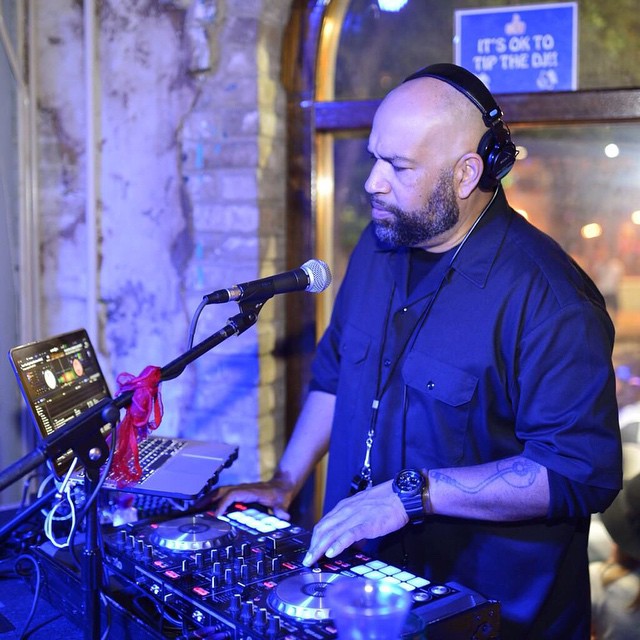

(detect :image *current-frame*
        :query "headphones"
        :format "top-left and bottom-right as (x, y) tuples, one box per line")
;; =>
(403, 63), (518, 191)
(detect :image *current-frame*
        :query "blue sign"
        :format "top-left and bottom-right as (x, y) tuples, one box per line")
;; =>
(455, 3), (577, 93)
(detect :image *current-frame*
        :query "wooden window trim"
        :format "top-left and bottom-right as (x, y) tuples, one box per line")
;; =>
(313, 89), (640, 132)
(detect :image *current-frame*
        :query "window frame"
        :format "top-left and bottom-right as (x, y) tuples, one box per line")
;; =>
(282, 0), (640, 466)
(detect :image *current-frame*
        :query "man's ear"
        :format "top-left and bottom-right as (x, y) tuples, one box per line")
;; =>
(455, 153), (483, 199)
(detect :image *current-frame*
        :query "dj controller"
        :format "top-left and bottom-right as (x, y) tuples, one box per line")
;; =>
(93, 504), (500, 639)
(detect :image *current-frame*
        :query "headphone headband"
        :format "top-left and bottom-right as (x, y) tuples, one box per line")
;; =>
(403, 63), (517, 190)
(404, 63), (503, 126)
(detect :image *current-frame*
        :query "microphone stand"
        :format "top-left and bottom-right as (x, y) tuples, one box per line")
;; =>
(0, 301), (264, 640)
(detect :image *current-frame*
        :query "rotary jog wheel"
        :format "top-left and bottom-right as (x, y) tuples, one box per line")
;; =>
(148, 514), (236, 551)
(267, 572), (353, 620)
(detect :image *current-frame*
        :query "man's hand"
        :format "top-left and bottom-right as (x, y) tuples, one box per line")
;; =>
(302, 480), (408, 566)
(196, 472), (296, 521)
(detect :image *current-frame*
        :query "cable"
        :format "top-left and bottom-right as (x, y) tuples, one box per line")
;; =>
(13, 554), (42, 640)
(20, 614), (65, 640)
(188, 297), (208, 348)
(42, 493), (76, 549)
(11, 439), (118, 636)
(19, 473), (40, 510)
(99, 590), (111, 640)
(40, 459), (79, 549)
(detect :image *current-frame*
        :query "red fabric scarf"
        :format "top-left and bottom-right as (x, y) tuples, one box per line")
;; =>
(111, 365), (163, 485)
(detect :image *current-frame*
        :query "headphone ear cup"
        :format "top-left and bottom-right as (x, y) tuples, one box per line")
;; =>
(476, 124), (518, 191)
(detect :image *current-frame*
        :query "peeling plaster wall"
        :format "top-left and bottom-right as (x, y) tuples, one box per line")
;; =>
(0, 0), (22, 505)
(34, 0), (293, 483)
(99, 2), (199, 441)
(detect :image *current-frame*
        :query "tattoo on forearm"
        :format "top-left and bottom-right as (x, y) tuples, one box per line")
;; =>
(432, 458), (541, 494)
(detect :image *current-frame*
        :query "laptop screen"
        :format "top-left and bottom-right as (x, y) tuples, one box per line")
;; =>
(9, 329), (112, 477)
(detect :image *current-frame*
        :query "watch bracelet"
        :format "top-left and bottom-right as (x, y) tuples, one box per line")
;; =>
(422, 470), (433, 515)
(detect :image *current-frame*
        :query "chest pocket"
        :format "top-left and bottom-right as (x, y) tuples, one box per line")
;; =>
(339, 323), (371, 365)
(402, 351), (478, 464)
(336, 324), (372, 420)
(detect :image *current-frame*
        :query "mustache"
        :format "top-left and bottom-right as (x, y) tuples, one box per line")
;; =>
(370, 197), (395, 212)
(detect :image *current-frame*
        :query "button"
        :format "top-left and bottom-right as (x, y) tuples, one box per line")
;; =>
(384, 359), (391, 367)
(395, 571), (415, 582)
(408, 576), (430, 588)
(350, 565), (370, 575)
(426, 381), (435, 390)
(364, 570), (385, 580)
(430, 584), (450, 595)
(402, 307), (408, 313)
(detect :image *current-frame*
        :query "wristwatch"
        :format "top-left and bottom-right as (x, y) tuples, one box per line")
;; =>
(392, 468), (426, 523)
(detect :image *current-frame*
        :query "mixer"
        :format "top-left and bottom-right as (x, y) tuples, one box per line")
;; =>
(100, 503), (500, 638)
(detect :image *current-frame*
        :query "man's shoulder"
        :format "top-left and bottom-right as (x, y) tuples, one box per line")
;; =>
(502, 211), (593, 291)
(475, 200), (607, 315)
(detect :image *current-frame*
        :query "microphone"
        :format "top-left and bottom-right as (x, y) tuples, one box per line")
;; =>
(203, 259), (332, 304)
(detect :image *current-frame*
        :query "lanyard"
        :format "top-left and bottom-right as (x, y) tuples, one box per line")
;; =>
(350, 190), (498, 494)
(351, 268), (444, 494)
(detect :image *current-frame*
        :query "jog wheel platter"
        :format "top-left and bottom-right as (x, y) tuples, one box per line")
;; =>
(148, 514), (235, 551)
(268, 572), (350, 620)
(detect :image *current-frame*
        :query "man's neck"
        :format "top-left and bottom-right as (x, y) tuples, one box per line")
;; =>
(419, 189), (496, 253)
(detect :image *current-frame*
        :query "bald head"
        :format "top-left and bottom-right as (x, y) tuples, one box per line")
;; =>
(376, 76), (489, 165)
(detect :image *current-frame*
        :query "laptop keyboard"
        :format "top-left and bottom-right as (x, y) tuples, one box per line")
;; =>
(74, 437), (184, 483)
(129, 437), (187, 481)
(93, 437), (188, 486)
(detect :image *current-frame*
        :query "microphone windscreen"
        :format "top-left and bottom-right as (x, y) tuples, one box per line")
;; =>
(302, 259), (332, 293)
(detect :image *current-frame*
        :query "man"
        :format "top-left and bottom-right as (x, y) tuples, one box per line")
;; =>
(209, 64), (622, 638)
(590, 443), (640, 639)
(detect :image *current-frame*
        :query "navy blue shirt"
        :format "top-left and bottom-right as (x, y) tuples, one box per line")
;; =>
(311, 188), (622, 638)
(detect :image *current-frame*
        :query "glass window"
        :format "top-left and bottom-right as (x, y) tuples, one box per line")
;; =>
(335, 0), (640, 100)
(330, 122), (640, 348)
(506, 123), (640, 347)
(315, 0), (640, 368)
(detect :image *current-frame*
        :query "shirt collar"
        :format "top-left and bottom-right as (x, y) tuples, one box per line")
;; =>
(373, 186), (512, 290)
(448, 186), (511, 288)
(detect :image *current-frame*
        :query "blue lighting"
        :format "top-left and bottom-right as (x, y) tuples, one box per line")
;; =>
(378, 0), (409, 12)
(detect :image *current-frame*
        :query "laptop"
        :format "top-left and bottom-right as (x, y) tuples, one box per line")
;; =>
(9, 328), (238, 499)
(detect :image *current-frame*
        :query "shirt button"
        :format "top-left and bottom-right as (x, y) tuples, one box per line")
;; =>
(384, 359), (391, 367)
(402, 307), (408, 313)
(426, 381), (435, 390)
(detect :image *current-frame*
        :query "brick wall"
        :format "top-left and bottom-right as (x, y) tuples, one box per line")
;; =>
(34, 0), (294, 483)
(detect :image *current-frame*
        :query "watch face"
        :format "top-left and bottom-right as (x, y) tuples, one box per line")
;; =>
(397, 470), (423, 493)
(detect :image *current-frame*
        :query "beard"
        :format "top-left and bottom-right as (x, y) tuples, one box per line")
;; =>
(373, 169), (460, 248)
